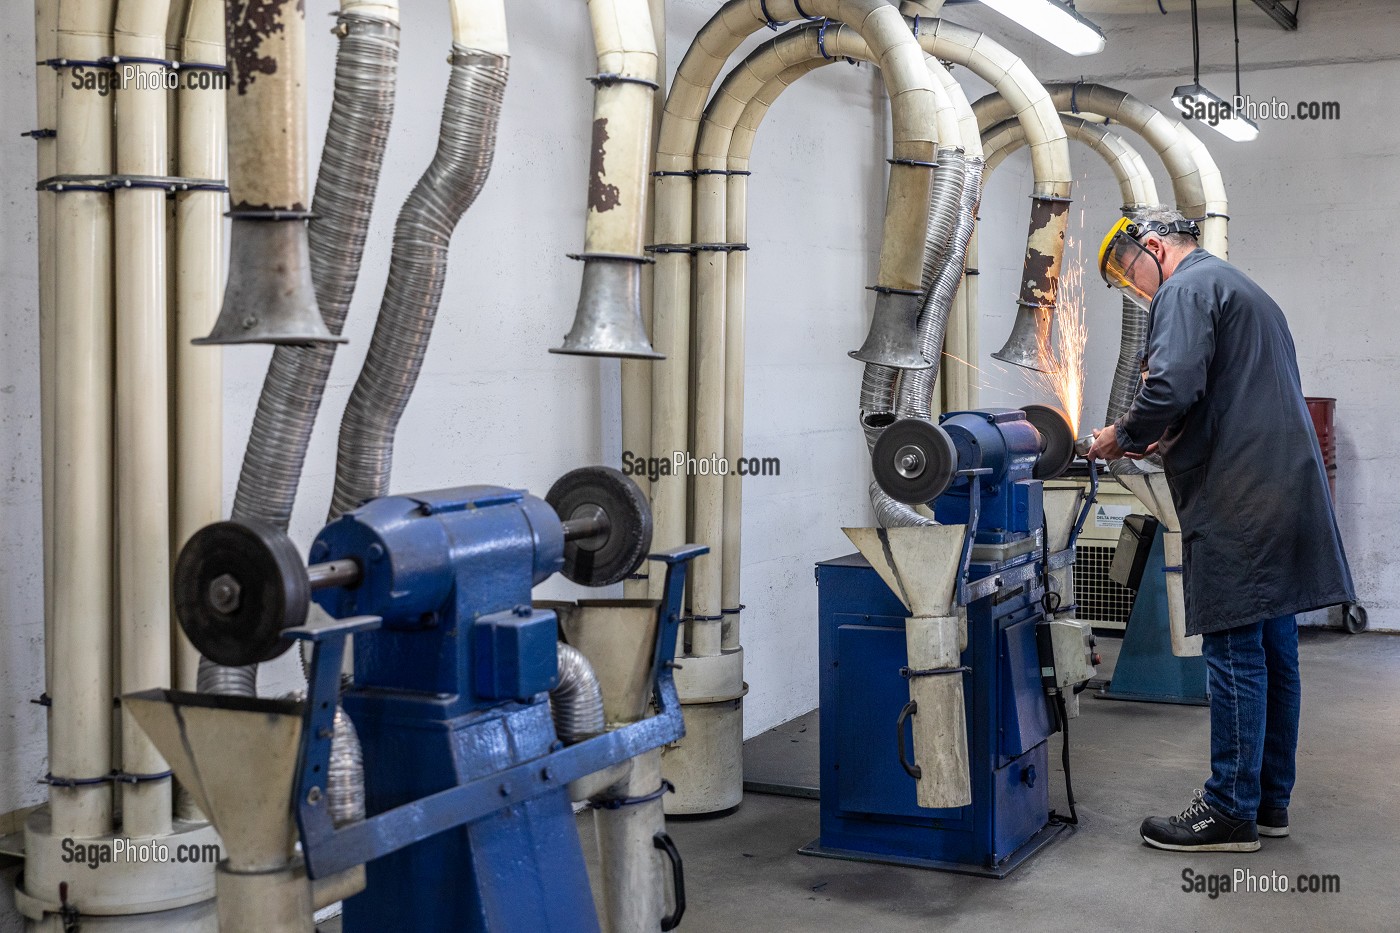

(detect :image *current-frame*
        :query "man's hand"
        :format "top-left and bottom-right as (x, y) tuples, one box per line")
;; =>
(1085, 426), (1125, 461)
(1085, 425), (1159, 461)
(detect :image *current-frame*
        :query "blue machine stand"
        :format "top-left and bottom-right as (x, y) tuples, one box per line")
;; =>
(288, 536), (706, 933)
(1096, 524), (1208, 706)
(802, 410), (1098, 879)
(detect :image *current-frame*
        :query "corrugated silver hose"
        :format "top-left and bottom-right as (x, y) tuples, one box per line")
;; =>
(859, 149), (967, 450)
(871, 157), (983, 528)
(897, 154), (982, 421)
(550, 643), (605, 745)
(1105, 294), (1147, 423)
(280, 692), (366, 827)
(329, 47), (509, 519)
(328, 705), (366, 826)
(1106, 294), (1164, 476)
(199, 14), (401, 699)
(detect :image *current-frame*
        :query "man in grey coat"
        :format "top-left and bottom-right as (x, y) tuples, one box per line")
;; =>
(1086, 207), (1354, 853)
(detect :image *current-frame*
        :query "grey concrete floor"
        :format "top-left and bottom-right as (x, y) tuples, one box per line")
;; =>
(321, 630), (1399, 932)
(574, 629), (1400, 933)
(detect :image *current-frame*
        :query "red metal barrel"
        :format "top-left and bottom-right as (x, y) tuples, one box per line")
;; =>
(1306, 397), (1337, 499)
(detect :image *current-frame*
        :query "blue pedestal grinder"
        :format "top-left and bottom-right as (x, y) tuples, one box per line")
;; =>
(803, 406), (1099, 877)
(173, 467), (700, 933)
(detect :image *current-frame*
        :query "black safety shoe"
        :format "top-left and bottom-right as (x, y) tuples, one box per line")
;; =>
(1140, 790), (1261, 852)
(1257, 806), (1289, 838)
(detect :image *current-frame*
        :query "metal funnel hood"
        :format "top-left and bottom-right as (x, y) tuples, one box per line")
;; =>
(540, 599), (661, 727)
(1114, 468), (1179, 531)
(843, 525), (966, 618)
(124, 690), (304, 872)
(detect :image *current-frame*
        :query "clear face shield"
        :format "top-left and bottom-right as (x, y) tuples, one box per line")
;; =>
(1098, 218), (1162, 310)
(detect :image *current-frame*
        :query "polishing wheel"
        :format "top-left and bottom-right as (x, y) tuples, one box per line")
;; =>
(1020, 404), (1076, 480)
(546, 466), (653, 587)
(871, 418), (960, 505)
(173, 519), (310, 668)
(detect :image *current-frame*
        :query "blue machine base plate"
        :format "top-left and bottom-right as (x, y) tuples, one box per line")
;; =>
(797, 822), (1071, 880)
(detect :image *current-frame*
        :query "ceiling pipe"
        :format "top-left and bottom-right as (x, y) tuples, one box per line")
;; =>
(649, 0), (939, 576)
(650, 0), (938, 816)
(686, 23), (963, 652)
(886, 17), (1076, 375)
(980, 114), (1160, 429)
(972, 82), (1229, 258)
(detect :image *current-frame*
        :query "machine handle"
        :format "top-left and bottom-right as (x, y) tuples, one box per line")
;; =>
(654, 830), (686, 931)
(896, 700), (922, 780)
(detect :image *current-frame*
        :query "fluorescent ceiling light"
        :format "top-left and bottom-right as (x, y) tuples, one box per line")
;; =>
(976, 0), (1107, 56)
(1172, 84), (1260, 142)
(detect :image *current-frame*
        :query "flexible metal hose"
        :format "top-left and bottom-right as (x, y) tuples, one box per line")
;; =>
(195, 661), (256, 696)
(329, 47), (509, 519)
(1107, 293), (1162, 473)
(202, 14), (400, 698)
(872, 159), (983, 527)
(232, 14), (400, 530)
(328, 705), (366, 826)
(870, 481), (936, 528)
(859, 150), (967, 443)
(896, 155), (982, 420)
(1105, 293), (1148, 424)
(281, 692), (365, 826)
(550, 643), (605, 745)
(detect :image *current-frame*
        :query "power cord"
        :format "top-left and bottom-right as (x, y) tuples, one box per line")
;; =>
(1048, 691), (1080, 826)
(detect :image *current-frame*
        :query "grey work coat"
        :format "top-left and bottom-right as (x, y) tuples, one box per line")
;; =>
(1113, 248), (1355, 636)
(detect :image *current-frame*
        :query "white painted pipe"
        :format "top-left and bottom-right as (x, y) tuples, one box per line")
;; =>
(972, 83), (1229, 258)
(692, 26), (962, 656)
(50, 0), (117, 840)
(621, 0), (666, 600)
(173, 0), (227, 696)
(649, 0), (938, 597)
(592, 752), (669, 933)
(114, 0), (176, 840)
(982, 115), (1158, 210)
(33, 0), (58, 722)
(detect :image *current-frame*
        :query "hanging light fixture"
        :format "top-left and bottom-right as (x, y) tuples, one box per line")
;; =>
(976, 0), (1107, 56)
(1172, 0), (1259, 142)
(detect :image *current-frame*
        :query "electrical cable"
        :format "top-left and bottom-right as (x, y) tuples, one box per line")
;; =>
(1233, 0), (1243, 101)
(1190, 0), (1200, 84)
(1048, 692), (1080, 825)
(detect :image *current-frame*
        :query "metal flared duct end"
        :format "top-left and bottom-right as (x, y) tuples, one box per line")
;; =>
(848, 290), (932, 370)
(990, 302), (1054, 372)
(196, 218), (346, 346)
(551, 257), (663, 360)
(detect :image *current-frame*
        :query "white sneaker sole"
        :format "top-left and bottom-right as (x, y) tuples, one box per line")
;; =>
(1258, 825), (1290, 838)
(1141, 835), (1261, 853)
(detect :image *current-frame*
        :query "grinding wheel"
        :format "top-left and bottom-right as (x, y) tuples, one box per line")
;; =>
(871, 418), (959, 505)
(546, 466), (653, 587)
(1021, 404), (1076, 480)
(173, 519), (309, 667)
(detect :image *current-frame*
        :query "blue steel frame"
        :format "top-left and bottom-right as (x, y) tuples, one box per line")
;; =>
(284, 545), (707, 880)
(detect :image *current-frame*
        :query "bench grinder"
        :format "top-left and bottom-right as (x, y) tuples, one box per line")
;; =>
(129, 467), (697, 933)
(804, 406), (1098, 877)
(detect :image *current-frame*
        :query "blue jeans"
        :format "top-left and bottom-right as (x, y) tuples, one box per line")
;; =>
(1200, 615), (1301, 822)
